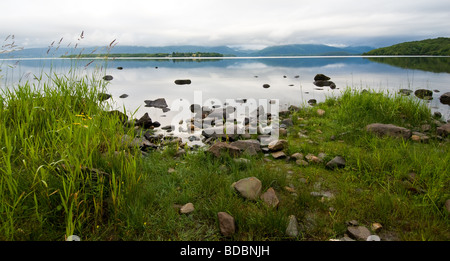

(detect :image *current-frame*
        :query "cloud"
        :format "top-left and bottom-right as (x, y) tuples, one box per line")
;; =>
(1, 0), (449, 48)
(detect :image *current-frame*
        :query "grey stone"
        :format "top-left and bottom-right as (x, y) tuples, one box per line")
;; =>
(437, 123), (450, 137)
(347, 226), (372, 241)
(365, 123), (412, 140)
(180, 203), (194, 214)
(233, 177), (262, 200)
(231, 140), (261, 155)
(439, 92), (450, 105)
(325, 156), (346, 170)
(208, 142), (241, 158)
(260, 187), (279, 208)
(268, 139), (288, 152)
(286, 215), (299, 237)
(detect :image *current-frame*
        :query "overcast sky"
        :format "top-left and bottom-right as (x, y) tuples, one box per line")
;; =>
(1, 0), (449, 49)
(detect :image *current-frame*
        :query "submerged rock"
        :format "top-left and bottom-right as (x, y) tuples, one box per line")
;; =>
(414, 89), (433, 100)
(175, 79), (191, 85)
(144, 98), (168, 109)
(263, 84), (270, 88)
(314, 74), (331, 81)
(439, 92), (450, 105)
(102, 75), (113, 81)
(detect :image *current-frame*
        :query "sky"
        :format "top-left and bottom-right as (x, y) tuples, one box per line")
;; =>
(1, 0), (449, 50)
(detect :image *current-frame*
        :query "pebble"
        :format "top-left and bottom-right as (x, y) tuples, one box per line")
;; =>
(286, 215), (299, 237)
(180, 203), (195, 214)
(217, 212), (236, 237)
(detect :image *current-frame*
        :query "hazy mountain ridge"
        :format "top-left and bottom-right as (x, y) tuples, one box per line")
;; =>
(0, 44), (374, 58)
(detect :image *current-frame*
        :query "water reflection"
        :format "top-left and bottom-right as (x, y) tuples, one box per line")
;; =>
(1, 57), (449, 125)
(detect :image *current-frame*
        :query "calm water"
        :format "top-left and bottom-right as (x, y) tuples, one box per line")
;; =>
(2, 56), (450, 132)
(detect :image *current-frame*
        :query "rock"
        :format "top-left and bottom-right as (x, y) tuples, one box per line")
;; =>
(233, 177), (262, 200)
(347, 226), (372, 241)
(291, 152), (304, 160)
(445, 199), (450, 214)
(365, 123), (412, 140)
(144, 98), (168, 109)
(217, 212), (236, 236)
(411, 132), (429, 143)
(367, 235), (381, 241)
(271, 151), (286, 159)
(117, 67), (123, 70)
(106, 110), (128, 124)
(399, 89), (413, 96)
(371, 222), (383, 232)
(305, 154), (321, 163)
(263, 84), (270, 88)
(439, 92), (450, 105)
(260, 187), (279, 208)
(325, 156), (346, 170)
(135, 113), (153, 129)
(208, 142), (241, 158)
(230, 140), (261, 156)
(437, 123), (450, 137)
(267, 139), (288, 152)
(316, 109), (325, 116)
(102, 75), (113, 81)
(307, 99), (317, 106)
(313, 80), (335, 87)
(286, 215), (299, 237)
(119, 94), (129, 98)
(414, 89), (433, 100)
(175, 79), (191, 85)
(98, 93), (111, 102)
(180, 203), (194, 214)
(314, 74), (331, 81)
(281, 118), (293, 127)
(296, 159), (309, 166)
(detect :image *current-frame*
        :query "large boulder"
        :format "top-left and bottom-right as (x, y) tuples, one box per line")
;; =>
(365, 123), (412, 139)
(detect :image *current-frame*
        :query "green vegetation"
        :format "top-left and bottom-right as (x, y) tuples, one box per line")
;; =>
(366, 56), (450, 73)
(61, 52), (224, 59)
(0, 63), (449, 241)
(363, 37), (450, 56)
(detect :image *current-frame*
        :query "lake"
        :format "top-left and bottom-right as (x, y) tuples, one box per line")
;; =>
(1, 56), (449, 142)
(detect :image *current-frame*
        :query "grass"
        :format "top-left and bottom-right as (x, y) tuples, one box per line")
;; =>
(0, 63), (449, 241)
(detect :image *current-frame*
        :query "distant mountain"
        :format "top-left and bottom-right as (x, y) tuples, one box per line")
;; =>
(252, 44), (373, 56)
(0, 44), (374, 58)
(363, 37), (450, 56)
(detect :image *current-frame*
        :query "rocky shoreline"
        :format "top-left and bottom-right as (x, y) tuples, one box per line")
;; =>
(98, 74), (450, 240)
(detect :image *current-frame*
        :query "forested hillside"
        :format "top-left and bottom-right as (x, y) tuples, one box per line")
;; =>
(363, 37), (450, 56)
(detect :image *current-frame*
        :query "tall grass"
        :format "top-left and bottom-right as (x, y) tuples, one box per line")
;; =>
(0, 55), (142, 240)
